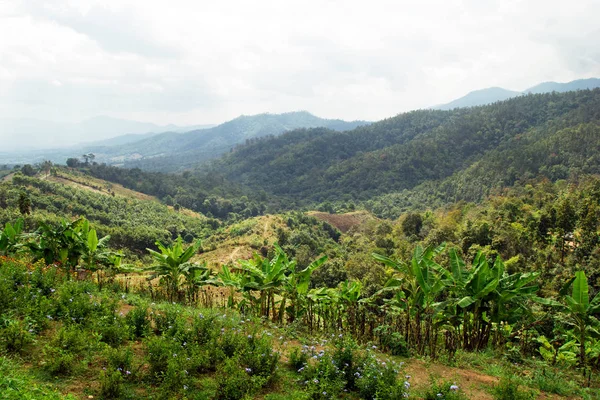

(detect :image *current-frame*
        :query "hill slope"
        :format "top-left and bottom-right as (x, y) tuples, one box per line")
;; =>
(208, 90), (600, 207)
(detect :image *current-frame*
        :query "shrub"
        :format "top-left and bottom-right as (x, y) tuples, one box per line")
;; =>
(104, 346), (133, 377)
(491, 376), (536, 400)
(191, 312), (219, 345)
(125, 305), (150, 338)
(99, 369), (124, 399)
(240, 334), (279, 382)
(42, 346), (75, 376)
(289, 347), (310, 371)
(95, 315), (131, 347)
(298, 352), (345, 400)
(216, 357), (261, 400)
(374, 325), (410, 356)
(145, 335), (180, 380)
(0, 317), (34, 354)
(422, 377), (468, 400)
(355, 357), (408, 400)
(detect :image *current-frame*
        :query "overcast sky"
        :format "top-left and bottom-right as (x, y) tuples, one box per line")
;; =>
(1, 0), (599, 126)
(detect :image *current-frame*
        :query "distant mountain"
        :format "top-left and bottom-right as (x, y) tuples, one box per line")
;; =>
(524, 78), (600, 94)
(433, 77), (599, 110)
(432, 87), (522, 110)
(88, 111), (370, 171)
(0, 116), (202, 151)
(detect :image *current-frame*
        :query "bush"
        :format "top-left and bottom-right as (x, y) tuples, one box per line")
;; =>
(491, 376), (536, 400)
(144, 335), (181, 381)
(0, 317), (34, 354)
(99, 369), (124, 399)
(374, 325), (409, 356)
(95, 315), (131, 347)
(289, 347), (310, 371)
(240, 334), (279, 382)
(104, 346), (133, 377)
(126, 305), (150, 339)
(422, 377), (468, 400)
(42, 346), (75, 376)
(191, 312), (219, 345)
(355, 357), (408, 400)
(216, 357), (262, 400)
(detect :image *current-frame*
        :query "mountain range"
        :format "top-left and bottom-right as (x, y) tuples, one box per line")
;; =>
(0, 115), (211, 152)
(432, 78), (600, 110)
(0, 111), (368, 169)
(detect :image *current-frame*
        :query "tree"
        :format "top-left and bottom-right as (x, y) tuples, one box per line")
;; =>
(402, 213), (423, 238)
(18, 191), (31, 215)
(20, 164), (36, 176)
(66, 158), (81, 168)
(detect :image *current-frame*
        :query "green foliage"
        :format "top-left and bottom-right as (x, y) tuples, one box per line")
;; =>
(491, 376), (536, 400)
(421, 378), (468, 400)
(0, 317), (34, 354)
(0, 356), (77, 400)
(99, 369), (125, 399)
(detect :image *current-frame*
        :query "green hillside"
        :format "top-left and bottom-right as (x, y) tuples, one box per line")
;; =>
(208, 90), (600, 208)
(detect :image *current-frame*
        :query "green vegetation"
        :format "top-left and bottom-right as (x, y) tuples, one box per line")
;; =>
(2, 89), (600, 398)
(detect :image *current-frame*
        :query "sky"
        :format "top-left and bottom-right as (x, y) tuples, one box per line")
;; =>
(1, 0), (599, 128)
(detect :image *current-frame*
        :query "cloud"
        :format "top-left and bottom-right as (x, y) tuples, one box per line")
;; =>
(21, 1), (179, 58)
(1, 0), (600, 131)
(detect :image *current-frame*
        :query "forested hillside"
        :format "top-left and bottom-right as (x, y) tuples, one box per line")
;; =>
(209, 90), (600, 208)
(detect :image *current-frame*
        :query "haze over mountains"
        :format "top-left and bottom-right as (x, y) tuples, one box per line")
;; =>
(0, 115), (211, 152)
(432, 78), (600, 110)
(0, 111), (368, 169)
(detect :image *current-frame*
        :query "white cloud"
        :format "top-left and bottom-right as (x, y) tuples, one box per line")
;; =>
(1, 0), (599, 136)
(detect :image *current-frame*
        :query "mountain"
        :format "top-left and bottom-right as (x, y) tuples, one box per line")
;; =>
(88, 111), (370, 171)
(432, 87), (522, 110)
(203, 89), (600, 212)
(433, 77), (599, 110)
(0, 116), (202, 151)
(524, 77), (600, 94)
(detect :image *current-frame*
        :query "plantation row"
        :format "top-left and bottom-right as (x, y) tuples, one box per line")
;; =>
(2, 216), (599, 383)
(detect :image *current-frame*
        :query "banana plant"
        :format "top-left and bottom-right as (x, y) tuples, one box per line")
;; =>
(27, 218), (88, 275)
(235, 247), (291, 318)
(0, 218), (24, 256)
(537, 271), (600, 366)
(146, 237), (202, 302)
(181, 262), (212, 304)
(279, 249), (327, 323)
(373, 243), (447, 354)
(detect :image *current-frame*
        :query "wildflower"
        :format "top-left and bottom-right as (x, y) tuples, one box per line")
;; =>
(450, 385), (459, 391)
(322, 392), (327, 396)
(248, 334), (253, 339)
(404, 381), (410, 389)
(50, 288), (55, 293)
(173, 353), (177, 357)
(183, 385), (188, 390)
(245, 367), (252, 373)
(437, 394), (443, 398)
(313, 379), (319, 384)
(298, 367), (304, 373)
(126, 371), (131, 375)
